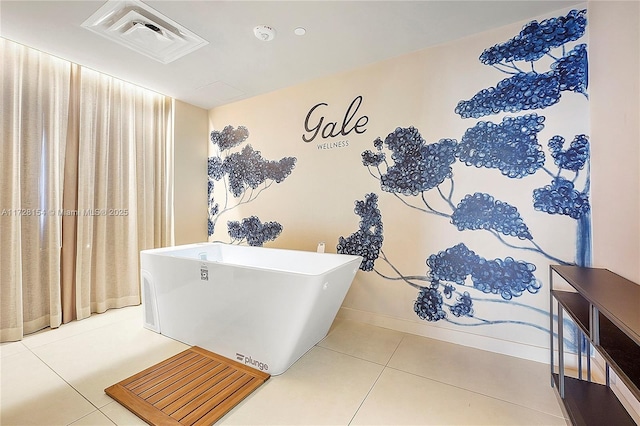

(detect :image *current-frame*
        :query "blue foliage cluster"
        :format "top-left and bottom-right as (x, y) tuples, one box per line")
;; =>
(227, 216), (283, 247)
(210, 125), (249, 150)
(455, 72), (561, 119)
(361, 150), (386, 167)
(207, 179), (214, 199)
(373, 137), (384, 150)
(533, 177), (590, 219)
(479, 9), (587, 65)
(443, 283), (455, 299)
(264, 156), (297, 183)
(207, 180), (220, 236)
(472, 257), (540, 300)
(450, 291), (474, 317)
(414, 287), (447, 321)
(456, 114), (546, 177)
(221, 145), (296, 197)
(548, 134), (589, 171)
(551, 44), (588, 94)
(208, 157), (224, 180)
(452, 192), (533, 240)
(207, 159), (220, 237)
(375, 127), (457, 195)
(426, 243), (540, 302)
(427, 243), (477, 285)
(336, 193), (383, 271)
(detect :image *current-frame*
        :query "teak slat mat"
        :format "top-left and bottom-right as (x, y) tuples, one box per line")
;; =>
(105, 346), (270, 426)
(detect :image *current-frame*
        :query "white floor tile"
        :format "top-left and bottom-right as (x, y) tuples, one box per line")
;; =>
(1, 306), (581, 425)
(351, 368), (568, 425)
(100, 401), (148, 426)
(388, 334), (565, 418)
(0, 350), (95, 426)
(318, 318), (405, 365)
(68, 409), (116, 425)
(0, 340), (28, 359)
(22, 306), (143, 350)
(30, 316), (189, 408)
(220, 346), (384, 425)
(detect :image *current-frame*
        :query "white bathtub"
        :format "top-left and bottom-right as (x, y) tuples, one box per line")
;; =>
(140, 242), (361, 375)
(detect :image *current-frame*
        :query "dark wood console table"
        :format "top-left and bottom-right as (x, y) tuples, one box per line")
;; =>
(550, 265), (639, 425)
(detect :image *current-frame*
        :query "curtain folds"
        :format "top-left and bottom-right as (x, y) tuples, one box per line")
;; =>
(60, 63), (81, 324)
(1, 38), (174, 341)
(73, 68), (173, 320)
(0, 39), (70, 341)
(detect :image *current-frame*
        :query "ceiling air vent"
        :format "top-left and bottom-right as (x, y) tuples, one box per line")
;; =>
(81, 0), (208, 64)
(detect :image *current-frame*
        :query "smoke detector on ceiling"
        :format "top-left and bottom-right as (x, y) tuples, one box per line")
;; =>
(254, 25), (276, 41)
(81, 0), (208, 64)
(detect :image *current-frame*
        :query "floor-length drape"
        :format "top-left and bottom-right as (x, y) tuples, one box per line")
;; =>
(0, 39), (71, 341)
(60, 64), (81, 323)
(1, 38), (174, 340)
(71, 67), (173, 320)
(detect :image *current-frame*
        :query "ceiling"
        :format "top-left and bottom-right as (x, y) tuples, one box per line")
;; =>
(0, 0), (582, 110)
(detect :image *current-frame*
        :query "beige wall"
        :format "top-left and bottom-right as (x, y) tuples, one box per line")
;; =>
(589, 1), (640, 283)
(173, 100), (208, 245)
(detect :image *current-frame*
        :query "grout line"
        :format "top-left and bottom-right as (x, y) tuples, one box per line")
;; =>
(346, 364), (385, 426)
(313, 345), (387, 368)
(28, 345), (102, 413)
(3, 344), (105, 425)
(325, 329), (565, 423)
(65, 408), (117, 426)
(381, 363), (568, 421)
(385, 333), (407, 367)
(20, 313), (142, 423)
(98, 406), (121, 426)
(22, 306), (142, 351)
(347, 334), (407, 425)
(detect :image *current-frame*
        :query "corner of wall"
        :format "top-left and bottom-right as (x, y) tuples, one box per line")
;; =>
(173, 100), (209, 245)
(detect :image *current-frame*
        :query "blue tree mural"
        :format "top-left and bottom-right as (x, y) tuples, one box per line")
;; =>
(455, 9), (588, 118)
(338, 9), (589, 332)
(208, 125), (296, 246)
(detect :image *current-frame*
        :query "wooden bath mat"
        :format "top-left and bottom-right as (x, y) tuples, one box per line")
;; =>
(105, 346), (270, 425)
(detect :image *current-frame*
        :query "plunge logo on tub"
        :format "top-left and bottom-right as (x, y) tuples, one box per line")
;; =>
(236, 352), (269, 372)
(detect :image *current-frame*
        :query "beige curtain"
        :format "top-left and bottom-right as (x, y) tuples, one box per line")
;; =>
(72, 67), (173, 319)
(0, 39), (71, 341)
(60, 64), (81, 323)
(1, 38), (174, 341)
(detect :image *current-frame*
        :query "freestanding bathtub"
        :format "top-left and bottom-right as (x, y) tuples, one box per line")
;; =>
(140, 242), (361, 375)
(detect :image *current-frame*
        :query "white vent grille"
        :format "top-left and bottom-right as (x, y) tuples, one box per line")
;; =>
(81, 0), (208, 64)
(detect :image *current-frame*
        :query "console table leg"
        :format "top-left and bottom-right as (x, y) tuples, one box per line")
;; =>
(578, 333), (583, 380)
(558, 301), (565, 399)
(549, 274), (555, 388)
(587, 341), (591, 382)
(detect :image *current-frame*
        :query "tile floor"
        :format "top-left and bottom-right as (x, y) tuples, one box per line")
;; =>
(1, 305), (568, 425)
